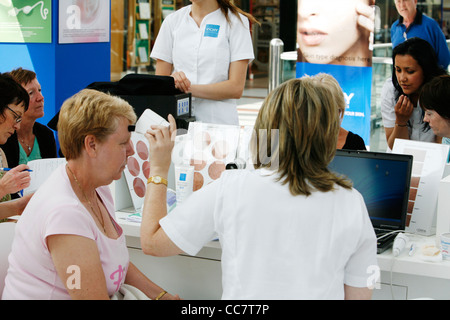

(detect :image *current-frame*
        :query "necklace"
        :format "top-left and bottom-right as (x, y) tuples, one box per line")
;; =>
(19, 138), (32, 153)
(66, 165), (106, 233)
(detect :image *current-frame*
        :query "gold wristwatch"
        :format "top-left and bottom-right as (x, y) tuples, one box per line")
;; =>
(147, 175), (168, 187)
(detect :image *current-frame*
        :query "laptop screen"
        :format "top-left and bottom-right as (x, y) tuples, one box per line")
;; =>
(329, 150), (413, 231)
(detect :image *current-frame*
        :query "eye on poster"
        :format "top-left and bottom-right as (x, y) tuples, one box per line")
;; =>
(0, 0), (52, 43)
(58, 0), (110, 44)
(296, 0), (375, 146)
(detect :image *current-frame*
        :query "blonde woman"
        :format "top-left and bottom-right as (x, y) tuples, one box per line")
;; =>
(315, 73), (366, 150)
(151, 0), (258, 125)
(3, 89), (179, 300)
(140, 76), (378, 299)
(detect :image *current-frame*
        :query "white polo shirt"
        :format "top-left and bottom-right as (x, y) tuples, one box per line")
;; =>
(150, 5), (255, 125)
(160, 169), (378, 300)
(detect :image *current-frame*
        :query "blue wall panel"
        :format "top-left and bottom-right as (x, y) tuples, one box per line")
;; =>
(0, 1), (111, 129)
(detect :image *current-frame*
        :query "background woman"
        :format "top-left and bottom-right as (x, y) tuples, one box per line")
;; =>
(315, 73), (366, 150)
(381, 37), (447, 150)
(150, 0), (258, 125)
(0, 73), (32, 219)
(3, 89), (178, 299)
(419, 75), (450, 140)
(2, 68), (57, 167)
(139, 76), (377, 299)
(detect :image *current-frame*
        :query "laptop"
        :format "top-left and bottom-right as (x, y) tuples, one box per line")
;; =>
(328, 149), (413, 254)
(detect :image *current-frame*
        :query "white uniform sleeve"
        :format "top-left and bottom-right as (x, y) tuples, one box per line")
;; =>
(380, 78), (396, 128)
(160, 181), (219, 256)
(150, 15), (175, 64)
(344, 192), (379, 288)
(229, 14), (255, 63)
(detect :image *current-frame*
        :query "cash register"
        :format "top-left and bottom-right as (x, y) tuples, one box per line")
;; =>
(48, 74), (195, 130)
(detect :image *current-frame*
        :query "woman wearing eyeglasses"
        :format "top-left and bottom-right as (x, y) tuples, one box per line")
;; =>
(1, 68), (57, 168)
(0, 73), (33, 220)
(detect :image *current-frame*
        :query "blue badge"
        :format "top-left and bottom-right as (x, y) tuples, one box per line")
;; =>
(204, 24), (220, 38)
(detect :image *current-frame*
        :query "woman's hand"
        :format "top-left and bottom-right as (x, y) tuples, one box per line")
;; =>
(394, 95), (414, 125)
(145, 114), (177, 174)
(356, 3), (375, 33)
(171, 71), (191, 93)
(0, 164), (31, 197)
(356, 3), (375, 48)
(161, 292), (181, 300)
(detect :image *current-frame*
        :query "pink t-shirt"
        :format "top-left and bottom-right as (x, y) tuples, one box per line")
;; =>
(2, 165), (129, 300)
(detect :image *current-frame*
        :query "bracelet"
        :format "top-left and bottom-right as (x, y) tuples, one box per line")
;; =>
(147, 175), (168, 187)
(395, 123), (407, 127)
(155, 290), (167, 300)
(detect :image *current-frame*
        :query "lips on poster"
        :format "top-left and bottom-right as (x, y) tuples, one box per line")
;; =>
(296, 0), (375, 146)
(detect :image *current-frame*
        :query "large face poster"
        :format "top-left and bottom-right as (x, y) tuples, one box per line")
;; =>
(59, 0), (110, 44)
(0, 0), (52, 43)
(296, 0), (375, 146)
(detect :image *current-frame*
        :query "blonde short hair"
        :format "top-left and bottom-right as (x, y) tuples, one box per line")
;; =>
(58, 89), (137, 160)
(314, 73), (346, 118)
(252, 76), (352, 196)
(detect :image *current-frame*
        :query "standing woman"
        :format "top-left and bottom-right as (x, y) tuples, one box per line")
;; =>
(381, 37), (447, 150)
(2, 68), (57, 167)
(150, 0), (258, 125)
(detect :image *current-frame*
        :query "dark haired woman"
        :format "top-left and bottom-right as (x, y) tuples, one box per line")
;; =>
(381, 37), (447, 150)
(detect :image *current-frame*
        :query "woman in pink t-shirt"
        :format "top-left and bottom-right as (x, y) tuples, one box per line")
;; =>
(2, 89), (179, 300)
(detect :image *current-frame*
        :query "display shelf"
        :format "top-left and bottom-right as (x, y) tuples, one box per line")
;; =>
(127, 0), (152, 67)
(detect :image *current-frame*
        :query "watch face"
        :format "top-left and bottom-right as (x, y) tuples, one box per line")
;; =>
(154, 176), (162, 183)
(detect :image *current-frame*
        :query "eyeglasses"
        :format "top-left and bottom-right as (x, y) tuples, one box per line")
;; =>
(6, 106), (22, 124)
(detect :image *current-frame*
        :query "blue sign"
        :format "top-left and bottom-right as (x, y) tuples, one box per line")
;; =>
(204, 24), (220, 38)
(296, 62), (372, 146)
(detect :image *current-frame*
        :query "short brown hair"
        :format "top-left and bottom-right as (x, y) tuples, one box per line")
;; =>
(6, 67), (36, 86)
(58, 89), (137, 160)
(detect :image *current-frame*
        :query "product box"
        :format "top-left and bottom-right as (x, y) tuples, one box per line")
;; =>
(393, 139), (449, 235)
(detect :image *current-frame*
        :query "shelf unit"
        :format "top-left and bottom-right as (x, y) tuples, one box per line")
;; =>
(127, 0), (152, 67)
(153, 0), (177, 43)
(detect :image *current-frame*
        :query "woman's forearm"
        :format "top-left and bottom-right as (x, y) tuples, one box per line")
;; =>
(386, 125), (410, 150)
(125, 262), (178, 300)
(0, 194), (32, 219)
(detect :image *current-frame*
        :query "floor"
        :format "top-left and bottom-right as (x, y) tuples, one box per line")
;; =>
(237, 77), (267, 127)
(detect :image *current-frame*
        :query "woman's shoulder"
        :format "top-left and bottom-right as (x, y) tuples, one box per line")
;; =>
(227, 9), (250, 28)
(168, 5), (191, 20)
(33, 122), (53, 133)
(344, 131), (366, 150)
(160, 5), (191, 31)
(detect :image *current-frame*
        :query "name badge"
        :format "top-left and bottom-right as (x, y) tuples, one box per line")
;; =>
(204, 24), (220, 38)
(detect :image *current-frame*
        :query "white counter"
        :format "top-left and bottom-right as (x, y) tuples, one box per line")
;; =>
(116, 211), (450, 299)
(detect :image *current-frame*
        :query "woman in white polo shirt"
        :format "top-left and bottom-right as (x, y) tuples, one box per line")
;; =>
(140, 76), (378, 300)
(150, 0), (257, 125)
